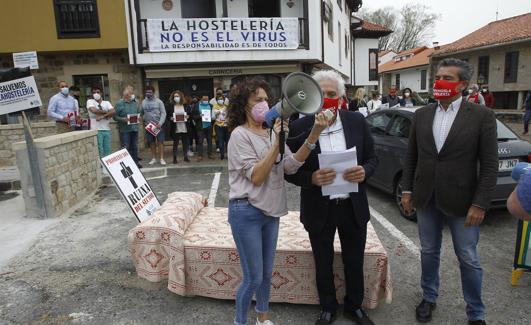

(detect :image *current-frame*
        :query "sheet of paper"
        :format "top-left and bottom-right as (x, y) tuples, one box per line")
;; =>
(318, 147), (358, 196)
(201, 109), (211, 122)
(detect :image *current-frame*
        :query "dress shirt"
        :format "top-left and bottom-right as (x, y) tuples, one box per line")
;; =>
(433, 96), (462, 153)
(319, 116), (349, 199)
(47, 93), (78, 121)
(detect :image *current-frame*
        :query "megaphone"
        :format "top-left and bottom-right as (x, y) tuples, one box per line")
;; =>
(264, 72), (323, 157)
(264, 72), (323, 128)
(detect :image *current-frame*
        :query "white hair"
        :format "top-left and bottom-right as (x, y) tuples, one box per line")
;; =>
(470, 83), (479, 91)
(312, 70), (346, 97)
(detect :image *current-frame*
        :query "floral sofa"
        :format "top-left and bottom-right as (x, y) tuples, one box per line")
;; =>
(128, 192), (392, 309)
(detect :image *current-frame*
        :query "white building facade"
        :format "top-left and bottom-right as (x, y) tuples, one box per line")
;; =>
(125, 0), (362, 100)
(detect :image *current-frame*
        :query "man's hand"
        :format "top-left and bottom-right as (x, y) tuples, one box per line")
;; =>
(312, 168), (336, 187)
(401, 192), (414, 215)
(63, 115), (70, 122)
(343, 166), (365, 183)
(465, 206), (485, 227)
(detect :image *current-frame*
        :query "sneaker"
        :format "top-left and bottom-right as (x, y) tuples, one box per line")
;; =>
(188, 150), (194, 157)
(256, 319), (274, 325)
(148, 158), (157, 165)
(216, 148), (220, 152)
(160, 159), (166, 166)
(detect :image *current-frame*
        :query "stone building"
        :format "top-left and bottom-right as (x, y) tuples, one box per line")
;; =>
(0, 0), (143, 119)
(430, 13), (531, 109)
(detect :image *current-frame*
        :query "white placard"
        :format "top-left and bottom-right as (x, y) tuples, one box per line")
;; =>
(147, 17), (299, 52)
(13, 51), (39, 70)
(101, 149), (160, 222)
(201, 109), (211, 122)
(0, 76), (42, 115)
(318, 147), (359, 196)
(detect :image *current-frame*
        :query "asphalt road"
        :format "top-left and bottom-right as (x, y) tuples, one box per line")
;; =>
(0, 171), (529, 325)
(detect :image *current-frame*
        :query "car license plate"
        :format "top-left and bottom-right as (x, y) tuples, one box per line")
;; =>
(499, 159), (519, 171)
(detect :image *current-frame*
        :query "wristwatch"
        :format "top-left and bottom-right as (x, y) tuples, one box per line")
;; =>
(304, 140), (316, 150)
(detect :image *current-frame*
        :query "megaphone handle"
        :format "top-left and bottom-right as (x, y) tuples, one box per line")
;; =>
(279, 118), (285, 156)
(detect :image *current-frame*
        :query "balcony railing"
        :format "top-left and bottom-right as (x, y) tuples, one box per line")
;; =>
(136, 17), (309, 54)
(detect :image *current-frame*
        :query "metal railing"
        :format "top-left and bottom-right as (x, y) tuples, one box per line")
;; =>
(136, 17), (310, 53)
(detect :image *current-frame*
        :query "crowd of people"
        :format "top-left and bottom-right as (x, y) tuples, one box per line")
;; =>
(46, 83), (232, 168)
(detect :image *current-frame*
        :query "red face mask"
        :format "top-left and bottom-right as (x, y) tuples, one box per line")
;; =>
(433, 80), (463, 100)
(322, 97), (340, 116)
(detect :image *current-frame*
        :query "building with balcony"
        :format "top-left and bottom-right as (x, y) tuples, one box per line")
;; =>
(0, 0), (142, 118)
(125, 0), (362, 100)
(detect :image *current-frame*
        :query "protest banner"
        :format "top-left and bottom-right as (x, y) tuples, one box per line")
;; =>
(147, 17), (299, 52)
(13, 51), (39, 70)
(101, 149), (160, 222)
(0, 75), (42, 115)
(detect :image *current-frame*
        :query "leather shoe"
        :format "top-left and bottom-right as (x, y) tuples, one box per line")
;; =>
(315, 310), (337, 325)
(344, 309), (375, 325)
(469, 320), (486, 325)
(416, 299), (436, 322)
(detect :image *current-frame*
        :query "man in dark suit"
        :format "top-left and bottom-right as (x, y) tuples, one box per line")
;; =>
(286, 70), (378, 325)
(401, 58), (498, 325)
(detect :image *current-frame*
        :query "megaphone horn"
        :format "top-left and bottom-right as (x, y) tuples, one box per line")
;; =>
(264, 72), (324, 128)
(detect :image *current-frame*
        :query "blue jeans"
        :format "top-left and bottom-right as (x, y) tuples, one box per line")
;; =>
(215, 125), (229, 159)
(119, 131), (139, 164)
(228, 199), (280, 325)
(417, 200), (485, 321)
(524, 110), (531, 133)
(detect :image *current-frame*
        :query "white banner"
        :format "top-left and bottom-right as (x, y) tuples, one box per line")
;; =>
(101, 149), (160, 223)
(0, 76), (42, 115)
(13, 51), (39, 70)
(147, 17), (299, 52)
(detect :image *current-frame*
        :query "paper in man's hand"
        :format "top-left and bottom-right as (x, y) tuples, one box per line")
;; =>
(318, 147), (358, 196)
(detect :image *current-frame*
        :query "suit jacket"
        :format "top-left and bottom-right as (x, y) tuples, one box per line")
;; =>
(401, 101), (498, 216)
(285, 110), (379, 233)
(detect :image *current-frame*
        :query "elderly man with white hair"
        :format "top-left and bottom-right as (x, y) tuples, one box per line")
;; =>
(285, 70), (379, 325)
(466, 84), (486, 105)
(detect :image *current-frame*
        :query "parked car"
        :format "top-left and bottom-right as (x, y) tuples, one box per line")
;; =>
(365, 107), (531, 221)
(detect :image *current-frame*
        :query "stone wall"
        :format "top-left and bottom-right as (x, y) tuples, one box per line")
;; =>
(13, 130), (101, 218)
(0, 122), (56, 166)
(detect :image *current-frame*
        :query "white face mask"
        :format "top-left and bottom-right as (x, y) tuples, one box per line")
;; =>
(131, 94), (136, 100)
(217, 99), (224, 105)
(93, 93), (101, 101)
(174, 96), (180, 103)
(61, 87), (69, 95)
(468, 89), (474, 94)
(404, 92), (410, 97)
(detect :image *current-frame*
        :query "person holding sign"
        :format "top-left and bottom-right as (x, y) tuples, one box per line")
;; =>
(227, 78), (328, 325)
(47, 81), (79, 134)
(87, 86), (114, 158)
(114, 86), (141, 168)
(192, 95), (214, 161)
(285, 70), (378, 325)
(166, 90), (190, 164)
(213, 95), (229, 160)
(141, 86), (167, 166)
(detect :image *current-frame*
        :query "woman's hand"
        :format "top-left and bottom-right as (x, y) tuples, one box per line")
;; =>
(273, 119), (289, 143)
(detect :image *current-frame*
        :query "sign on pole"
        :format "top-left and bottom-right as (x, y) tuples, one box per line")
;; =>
(0, 75), (42, 115)
(147, 17), (299, 52)
(13, 51), (39, 70)
(101, 149), (160, 222)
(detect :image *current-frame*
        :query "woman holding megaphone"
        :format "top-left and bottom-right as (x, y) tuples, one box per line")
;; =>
(227, 77), (327, 325)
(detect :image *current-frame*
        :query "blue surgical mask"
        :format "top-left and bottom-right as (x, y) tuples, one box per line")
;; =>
(201, 101), (209, 105)
(61, 87), (69, 95)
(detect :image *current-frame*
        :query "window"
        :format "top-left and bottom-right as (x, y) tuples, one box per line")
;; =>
(182, 0), (216, 18)
(248, 0), (280, 17)
(477, 56), (490, 84)
(366, 113), (392, 135)
(345, 32), (349, 57)
(338, 23), (342, 66)
(504, 51), (519, 83)
(369, 49), (379, 81)
(395, 74), (401, 89)
(388, 115), (411, 138)
(420, 70), (427, 90)
(53, 0), (100, 38)
(327, 1), (334, 40)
